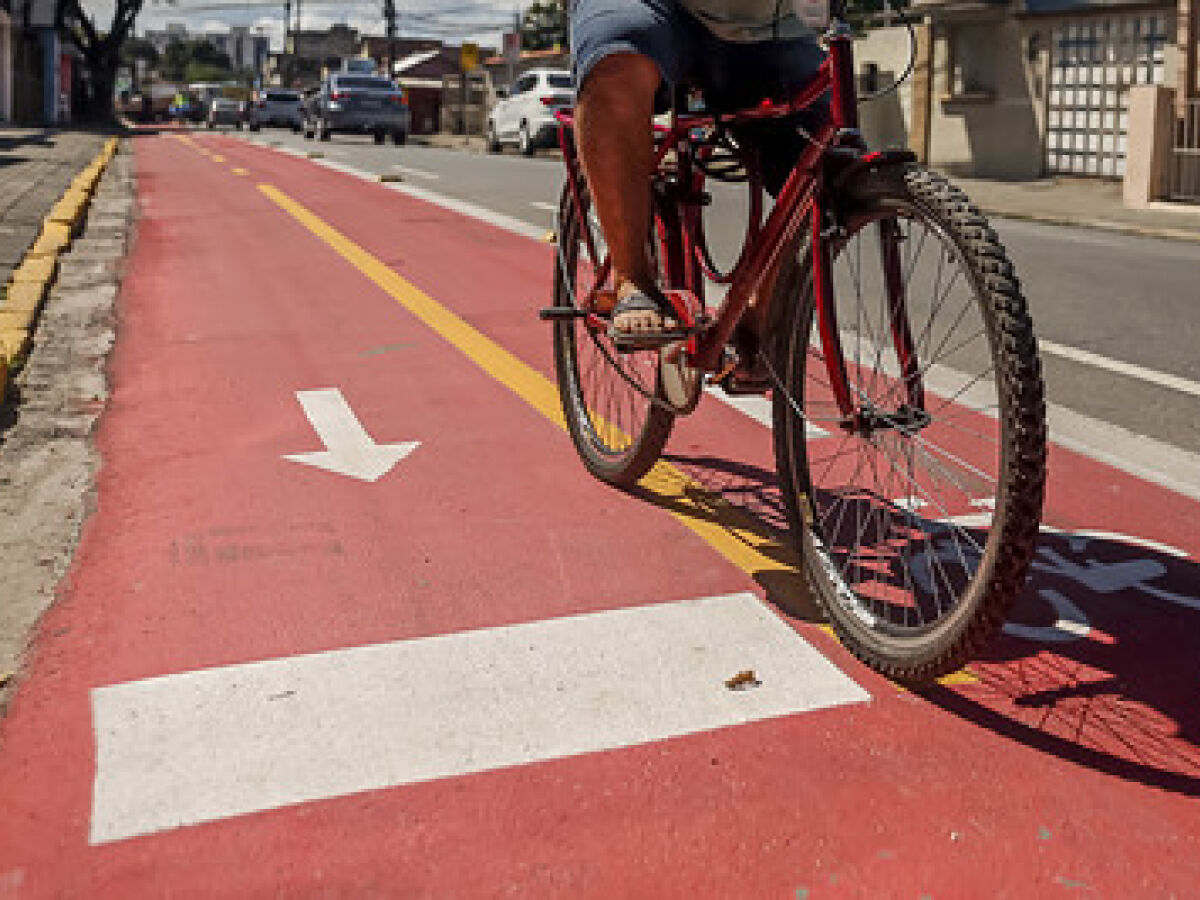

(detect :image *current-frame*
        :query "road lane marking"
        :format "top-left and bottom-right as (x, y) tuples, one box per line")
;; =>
(257, 183), (823, 605)
(530, 201), (557, 212)
(391, 164), (439, 180)
(232, 167), (249, 176)
(89, 592), (869, 844)
(704, 389), (828, 439)
(284, 388), (419, 482)
(243, 143), (1200, 501)
(1040, 338), (1200, 400)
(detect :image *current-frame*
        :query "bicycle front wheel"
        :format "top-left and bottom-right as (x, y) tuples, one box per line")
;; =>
(551, 179), (675, 487)
(772, 165), (1047, 682)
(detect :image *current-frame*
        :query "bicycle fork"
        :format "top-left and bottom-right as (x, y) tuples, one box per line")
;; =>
(811, 198), (926, 434)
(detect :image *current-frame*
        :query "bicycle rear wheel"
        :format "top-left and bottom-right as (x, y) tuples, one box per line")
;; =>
(551, 178), (675, 487)
(772, 165), (1046, 682)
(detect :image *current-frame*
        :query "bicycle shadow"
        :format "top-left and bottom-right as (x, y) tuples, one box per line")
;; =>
(649, 452), (1200, 797)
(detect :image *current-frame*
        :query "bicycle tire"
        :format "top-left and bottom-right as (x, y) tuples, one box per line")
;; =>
(551, 179), (676, 487)
(771, 164), (1046, 682)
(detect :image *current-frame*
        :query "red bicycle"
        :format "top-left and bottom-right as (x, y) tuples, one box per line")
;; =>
(542, 2), (1047, 682)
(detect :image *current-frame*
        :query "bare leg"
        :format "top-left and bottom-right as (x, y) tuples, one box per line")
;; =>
(574, 53), (674, 336)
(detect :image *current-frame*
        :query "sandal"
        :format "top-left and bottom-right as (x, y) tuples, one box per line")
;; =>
(607, 287), (692, 351)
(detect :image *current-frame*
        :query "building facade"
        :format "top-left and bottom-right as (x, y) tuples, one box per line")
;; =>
(0, 0), (66, 125)
(856, 0), (1193, 184)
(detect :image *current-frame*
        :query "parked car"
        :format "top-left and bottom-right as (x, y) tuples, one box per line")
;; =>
(249, 89), (303, 131)
(302, 74), (410, 145)
(487, 69), (574, 156)
(206, 97), (244, 129)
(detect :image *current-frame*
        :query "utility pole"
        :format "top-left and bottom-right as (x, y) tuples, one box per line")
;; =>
(383, 0), (396, 79)
(283, 0), (291, 85)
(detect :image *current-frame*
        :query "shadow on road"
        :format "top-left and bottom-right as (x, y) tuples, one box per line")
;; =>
(645, 451), (1200, 797)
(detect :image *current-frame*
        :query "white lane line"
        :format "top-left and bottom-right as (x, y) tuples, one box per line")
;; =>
(391, 164), (439, 181)
(704, 388), (828, 439)
(530, 201), (557, 212)
(243, 137), (1200, 500)
(89, 592), (867, 844)
(1040, 338), (1200, 400)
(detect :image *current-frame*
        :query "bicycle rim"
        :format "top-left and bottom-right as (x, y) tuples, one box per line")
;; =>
(552, 183), (674, 487)
(774, 167), (1046, 680)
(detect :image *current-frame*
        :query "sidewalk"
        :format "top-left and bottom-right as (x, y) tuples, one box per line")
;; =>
(0, 129), (109, 285)
(409, 132), (1200, 243)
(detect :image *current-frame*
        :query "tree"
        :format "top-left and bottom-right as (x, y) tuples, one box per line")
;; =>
(520, 0), (566, 52)
(56, 0), (145, 123)
(160, 39), (232, 82)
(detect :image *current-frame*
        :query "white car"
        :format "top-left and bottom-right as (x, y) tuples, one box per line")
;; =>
(487, 68), (574, 156)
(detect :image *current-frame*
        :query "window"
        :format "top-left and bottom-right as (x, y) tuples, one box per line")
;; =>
(945, 25), (996, 100)
(547, 74), (574, 90)
(513, 75), (537, 95)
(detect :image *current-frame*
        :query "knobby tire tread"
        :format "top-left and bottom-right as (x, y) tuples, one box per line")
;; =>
(774, 164), (1047, 683)
(552, 183), (675, 488)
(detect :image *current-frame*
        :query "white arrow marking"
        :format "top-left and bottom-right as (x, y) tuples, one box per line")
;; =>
(283, 388), (418, 482)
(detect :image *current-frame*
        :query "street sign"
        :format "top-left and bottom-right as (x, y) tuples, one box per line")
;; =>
(460, 42), (479, 73)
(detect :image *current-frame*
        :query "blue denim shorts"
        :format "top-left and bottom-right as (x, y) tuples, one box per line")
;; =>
(569, 0), (827, 192)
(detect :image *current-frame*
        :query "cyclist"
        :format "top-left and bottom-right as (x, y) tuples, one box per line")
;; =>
(571, 0), (828, 351)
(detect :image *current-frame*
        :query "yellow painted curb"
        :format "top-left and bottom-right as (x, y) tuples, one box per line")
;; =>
(49, 196), (87, 227)
(11, 256), (55, 286)
(28, 221), (72, 258)
(0, 328), (30, 362)
(0, 306), (36, 331)
(2, 282), (46, 312)
(1, 137), (119, 400)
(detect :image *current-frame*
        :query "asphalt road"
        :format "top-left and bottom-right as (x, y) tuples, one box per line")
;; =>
(235, 128), (1200, 462)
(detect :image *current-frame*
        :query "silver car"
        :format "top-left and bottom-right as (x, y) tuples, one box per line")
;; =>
(249, 89), (303, 131)
(206, 97), (243, 129)
(305, 74), (410, 145)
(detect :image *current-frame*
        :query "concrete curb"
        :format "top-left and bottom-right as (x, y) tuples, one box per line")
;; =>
(979, 207), (1200, 245)
(0, 138), (119, 403)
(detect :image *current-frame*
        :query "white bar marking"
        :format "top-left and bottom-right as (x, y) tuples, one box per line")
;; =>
(530, 201), (557, 212)
(391, 164), (439, 180)
(1040, 338), (1200, 400)
(90, 593), (868, 844)
(284, 388), (419, 482)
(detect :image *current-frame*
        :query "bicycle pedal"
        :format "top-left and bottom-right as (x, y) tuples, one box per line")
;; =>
(715, 373), (772, 396)
(538, 307), (587, 321)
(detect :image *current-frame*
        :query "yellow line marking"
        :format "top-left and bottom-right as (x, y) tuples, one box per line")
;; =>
(232, 167), (249, 176)
(256, 183), (977, 689)
(259, 183), (797, 578)
(212, 154), (226, 163)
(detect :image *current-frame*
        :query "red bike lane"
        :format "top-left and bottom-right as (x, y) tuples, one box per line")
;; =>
(0, 131), (1196, 897)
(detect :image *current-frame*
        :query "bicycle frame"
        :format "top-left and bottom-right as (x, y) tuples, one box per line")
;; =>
(554, 4), (922, 425)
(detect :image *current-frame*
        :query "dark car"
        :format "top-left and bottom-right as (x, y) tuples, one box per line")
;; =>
(249, 89), (303, 131)
(302, 74), (411, 145)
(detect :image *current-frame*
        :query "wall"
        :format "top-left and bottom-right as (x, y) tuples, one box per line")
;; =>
(855, 24), (916, 152)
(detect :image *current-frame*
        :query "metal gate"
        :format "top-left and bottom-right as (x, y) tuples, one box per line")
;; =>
(1167, 98), (1200, 201)
(1046, 14), (1168, 178)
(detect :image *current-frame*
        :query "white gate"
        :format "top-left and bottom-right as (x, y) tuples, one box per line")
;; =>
(1046, 14), (1169, 178)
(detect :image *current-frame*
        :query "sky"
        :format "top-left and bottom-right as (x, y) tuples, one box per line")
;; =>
(79, 0), (521, 51)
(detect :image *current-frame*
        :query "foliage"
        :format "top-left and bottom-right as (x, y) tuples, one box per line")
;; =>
(520, 0), (567, 52)
(160, 39), (233, 82)
(120, 36), (159, 68)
